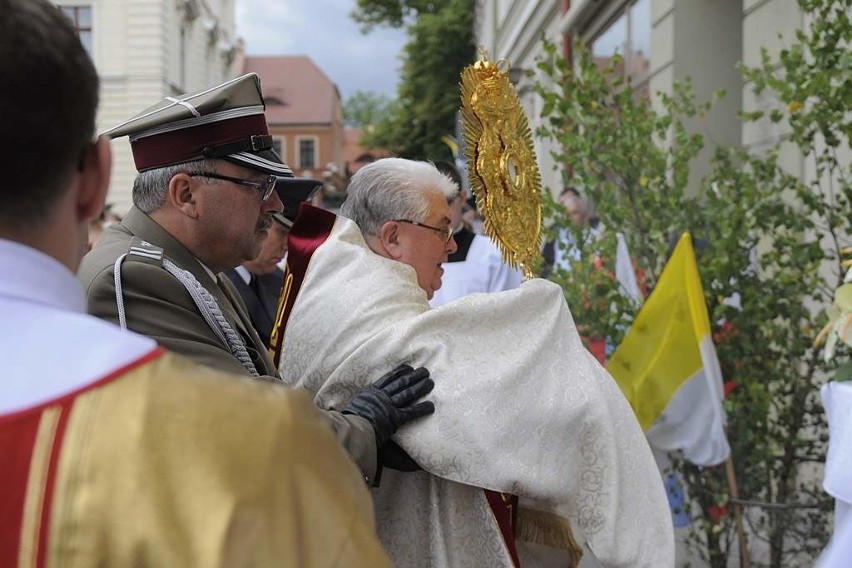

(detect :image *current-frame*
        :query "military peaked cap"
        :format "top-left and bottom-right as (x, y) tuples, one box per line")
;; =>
(272, 177), (323, 229)
(104, 73), (292, 177)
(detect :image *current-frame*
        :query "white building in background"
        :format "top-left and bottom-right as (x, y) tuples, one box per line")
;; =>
(53, 0), (239, 214)
(477, 0), (802, 198)
(477, 0), (815, 565)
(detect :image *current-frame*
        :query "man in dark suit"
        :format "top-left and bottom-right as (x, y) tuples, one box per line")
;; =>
(225, 178), (321, 347)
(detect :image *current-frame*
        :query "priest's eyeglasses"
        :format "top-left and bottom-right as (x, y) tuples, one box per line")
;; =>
(190, 172), (277, 201)
(394, 219), (454, 245)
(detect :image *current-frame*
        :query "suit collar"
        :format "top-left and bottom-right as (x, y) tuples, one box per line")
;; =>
(233, 265), (251, 284)
(448, 227), (475, 263)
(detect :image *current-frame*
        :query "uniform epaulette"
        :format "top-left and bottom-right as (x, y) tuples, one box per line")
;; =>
(125, 237), (164, 266)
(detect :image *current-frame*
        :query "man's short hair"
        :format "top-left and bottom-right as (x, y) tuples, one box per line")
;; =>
(560, 190), (588, 213)
(132, 159), (221, 213)
(341, 158), (458, 236)
(560, 186), (581, 199)
(0, 0), (99, 228)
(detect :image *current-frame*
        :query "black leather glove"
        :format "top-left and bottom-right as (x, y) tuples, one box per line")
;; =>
(342, 364), (435, 447)
(378, 440), (422, 472)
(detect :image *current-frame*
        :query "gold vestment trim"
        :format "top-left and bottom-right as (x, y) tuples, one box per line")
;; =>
(18, 406), (61, 568)
(515, 507), (583, 565)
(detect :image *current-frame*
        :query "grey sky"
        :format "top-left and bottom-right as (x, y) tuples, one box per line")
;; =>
(235, 0), (407, 101)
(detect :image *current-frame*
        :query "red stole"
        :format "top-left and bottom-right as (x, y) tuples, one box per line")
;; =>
(269, 204), (336, 368)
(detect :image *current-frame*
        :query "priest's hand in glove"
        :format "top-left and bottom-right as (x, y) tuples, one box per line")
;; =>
(343, 364), (435, 471)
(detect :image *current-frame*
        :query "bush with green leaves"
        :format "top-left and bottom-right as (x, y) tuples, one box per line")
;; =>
(533, 0), (849, 564)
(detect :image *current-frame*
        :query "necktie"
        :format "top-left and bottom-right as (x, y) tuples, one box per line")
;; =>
(249, 274), (261, 296)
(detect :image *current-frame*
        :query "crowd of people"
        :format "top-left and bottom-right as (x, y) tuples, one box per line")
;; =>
(2, 1), (847, 566)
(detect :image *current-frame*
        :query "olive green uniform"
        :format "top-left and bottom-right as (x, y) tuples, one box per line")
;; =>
(78, 206), (377, 480)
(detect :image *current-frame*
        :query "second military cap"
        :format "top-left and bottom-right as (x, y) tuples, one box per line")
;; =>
(271, 177), (323, 229)
(104, 73), (291, 177)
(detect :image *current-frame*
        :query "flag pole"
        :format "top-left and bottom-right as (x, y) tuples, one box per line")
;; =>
(724, 456), (751, 567)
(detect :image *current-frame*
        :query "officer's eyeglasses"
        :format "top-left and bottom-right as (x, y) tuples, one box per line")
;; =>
(393, 219), (454, 245)
(190, 172), (277, 201)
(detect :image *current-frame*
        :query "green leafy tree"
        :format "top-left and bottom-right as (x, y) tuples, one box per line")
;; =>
(343, 90), (393, 129)
(732, 1), (851, 564)
(534, 0), (849, 564)
(351, 0), (443, 30)
(351, 0), (475, 160)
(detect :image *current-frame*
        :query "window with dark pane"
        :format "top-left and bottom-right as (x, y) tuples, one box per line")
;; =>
(60, 5), (93, 55)
(299, 139), (316, 169)
(588, 0), (650, 96)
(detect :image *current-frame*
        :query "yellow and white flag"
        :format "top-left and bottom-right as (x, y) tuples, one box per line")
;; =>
(615, 232), (644, 306)
(608, 232), (730, 466)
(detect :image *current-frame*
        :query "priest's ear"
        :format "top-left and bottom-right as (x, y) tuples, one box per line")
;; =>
(375, 220), (406, 260)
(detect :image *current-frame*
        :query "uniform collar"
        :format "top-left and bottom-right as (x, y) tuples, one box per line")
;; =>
(122, 207), (218, 289)
(196, 257), (218, 281)
(0, 239), (86, 313)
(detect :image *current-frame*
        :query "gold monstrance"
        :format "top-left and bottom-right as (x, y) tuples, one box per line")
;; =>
(460, 54), (542, 279)
(462, 57), (583, 563)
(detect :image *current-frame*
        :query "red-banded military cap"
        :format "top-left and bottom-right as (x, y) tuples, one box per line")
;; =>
(104, 73), (292, 177)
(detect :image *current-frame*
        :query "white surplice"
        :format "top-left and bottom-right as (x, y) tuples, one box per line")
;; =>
(816, 381), (852, 567)
(278, 216), (674, 567)
(429, 231), (523, 307)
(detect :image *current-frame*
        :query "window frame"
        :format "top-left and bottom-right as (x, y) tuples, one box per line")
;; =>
(296, 136), (318, 170)
(272, 136), (286, 163)
(59, 4), (94, 57)
(580, 0), (651, 95)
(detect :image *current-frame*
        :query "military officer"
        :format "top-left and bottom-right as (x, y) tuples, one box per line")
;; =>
(78, 75), (434, 482)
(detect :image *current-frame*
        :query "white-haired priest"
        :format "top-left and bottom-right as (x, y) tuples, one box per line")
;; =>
(271, 157), (675, 567)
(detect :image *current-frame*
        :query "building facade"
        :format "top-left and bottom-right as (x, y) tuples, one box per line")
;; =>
(54, 0), (239, 214)
(242, 56), (346, 197)
(476, 0), (803, 199)
(343, 127), (388, 177)
(476, 0), (822, 565)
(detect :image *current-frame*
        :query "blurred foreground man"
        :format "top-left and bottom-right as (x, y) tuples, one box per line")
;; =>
(273, 158), (675, 567)
(0, 1), (390, 565)
(78, 74), (434, 483)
